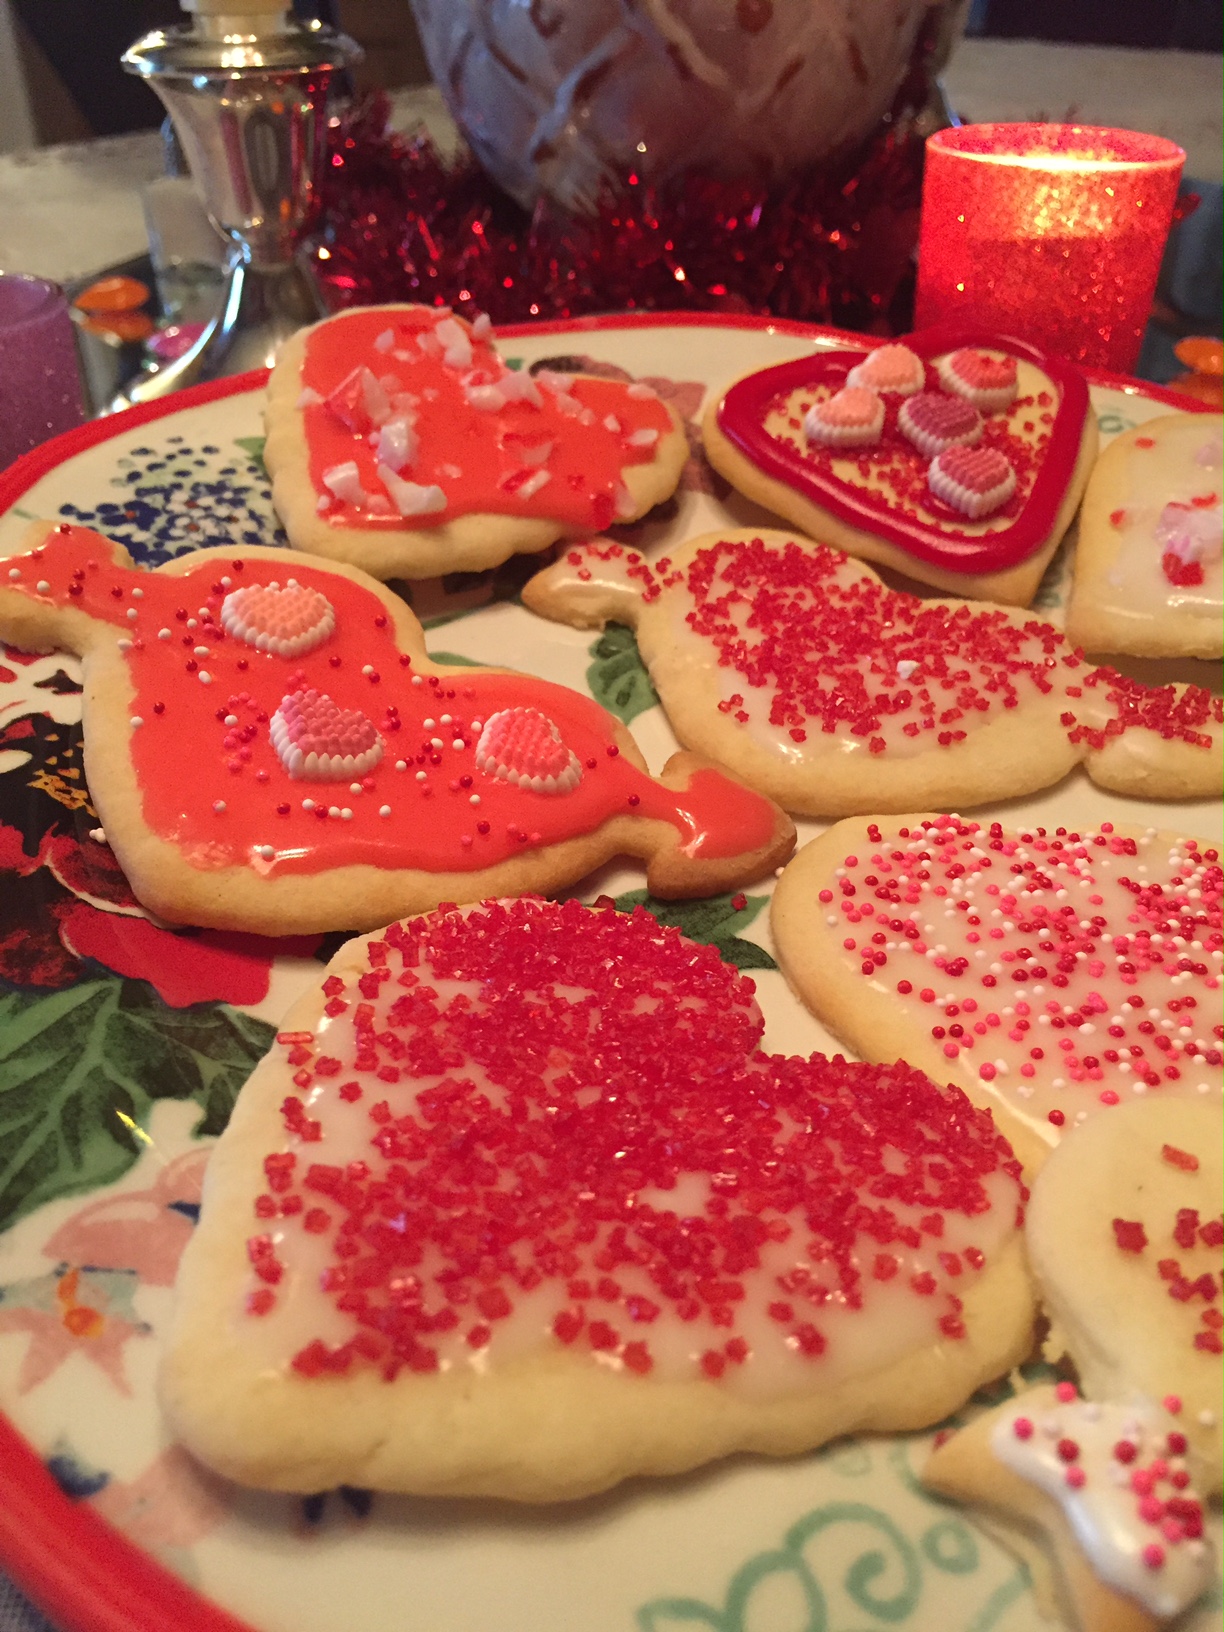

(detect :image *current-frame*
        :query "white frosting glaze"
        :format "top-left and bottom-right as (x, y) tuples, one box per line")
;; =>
(992, 1390), (1213, 1617)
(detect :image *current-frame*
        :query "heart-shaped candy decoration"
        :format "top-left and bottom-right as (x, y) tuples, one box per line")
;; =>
(270, 688), (383, 780)
(803, 386), (884, 449)
(221, 581), (336, 657)
(898, 391), (982, 458)
(712, 325), (1090, 577)
(929, 444), (1016, 519)
(938, 348), (1018, 412)
(846, 343), (925, 396)
(475, 706), (581, 794)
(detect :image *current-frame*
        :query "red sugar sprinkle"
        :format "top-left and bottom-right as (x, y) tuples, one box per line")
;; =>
(1162, 1145), (1200, 1172)
(255, 897), (1019, 1385)
(1112, 1218), (1148, 1254)
(1056, 1437), (1080, 1463)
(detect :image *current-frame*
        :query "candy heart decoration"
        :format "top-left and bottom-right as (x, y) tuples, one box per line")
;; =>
(929, 443), (1016, 518)
(703, 324), (1096, 603)
(221, 581), (335, 657)
(938, 348), (1019, 412)
(771, 815), (1224, 1173)
(161, 895), (1033, 1500)
(803, 386), (884, 449)
(475, 707), (581, 794)
(270, 689), (383, 780)
(898, 391), (982, 458)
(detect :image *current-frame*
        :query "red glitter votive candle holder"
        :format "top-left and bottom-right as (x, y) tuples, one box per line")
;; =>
(914, 123), (1185, 374)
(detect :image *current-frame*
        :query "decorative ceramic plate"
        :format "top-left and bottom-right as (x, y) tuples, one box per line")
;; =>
(0, 317), (1219, 1632)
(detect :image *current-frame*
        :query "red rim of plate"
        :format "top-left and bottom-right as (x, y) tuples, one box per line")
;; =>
(0, 310), (1213, 1632)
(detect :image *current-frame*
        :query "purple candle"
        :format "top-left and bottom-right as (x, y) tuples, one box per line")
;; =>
(0, 273), (87, 470)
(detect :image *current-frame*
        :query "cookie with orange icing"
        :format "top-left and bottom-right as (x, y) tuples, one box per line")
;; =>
(701, 327), (1098, 605)
(1067, 413), (1223, 659)
(161, 895), (1034, 1500)
(522, 529), (1224, 815)
(771, 815), (1223, 1175)
(263, 304), (688, 580)
(0, 523), (794, 935)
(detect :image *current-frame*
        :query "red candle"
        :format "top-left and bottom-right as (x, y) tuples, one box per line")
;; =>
(915, 123), (1185, 374)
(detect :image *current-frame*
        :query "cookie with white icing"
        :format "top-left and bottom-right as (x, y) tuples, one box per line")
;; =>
(924, 1383), (1215, 1632)
(1067, 414), (1223, 659)
(700, 327), (1098, 606)
(771, 815), (1223, 1174)
(522, 529), (1223, 816)
(0, 523), (794, 935)
(264, 304), (688, 580)
(162, 896), (1035, 1500)
(1027, 1098), (1222, 1490)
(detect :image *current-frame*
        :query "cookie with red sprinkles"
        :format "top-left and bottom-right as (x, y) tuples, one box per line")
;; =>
(523, 529), (1223, 817)
(161, 895), (1034, 1500)
(771, 816), (1223, 1174)
(702, 325), (1097, 606)
(1027, 1098), (1222, 1493)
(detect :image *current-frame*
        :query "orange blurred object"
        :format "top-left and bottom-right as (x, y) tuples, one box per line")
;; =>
(74, 276), (151, 315)
(1171, 336), (1224, 408)
(80, 312), (156, 343)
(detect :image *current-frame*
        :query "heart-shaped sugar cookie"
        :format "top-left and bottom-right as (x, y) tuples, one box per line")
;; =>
(161, 896), (1033, 1500)
(702, 324), (1097, 605)
(772, 815), (1223, 1173)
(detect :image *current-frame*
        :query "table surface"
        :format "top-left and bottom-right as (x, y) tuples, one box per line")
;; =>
(0, 33), (1220, 1632)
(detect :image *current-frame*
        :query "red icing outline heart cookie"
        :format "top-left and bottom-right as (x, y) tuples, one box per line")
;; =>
(704, 325), (1094, 604)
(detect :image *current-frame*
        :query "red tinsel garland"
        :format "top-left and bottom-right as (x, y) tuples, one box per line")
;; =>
(310, 94), (927, 334)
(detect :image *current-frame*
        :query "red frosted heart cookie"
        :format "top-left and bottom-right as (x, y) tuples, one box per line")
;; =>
(270, 689), (384, 781)
(898, 391), (983, 458)
(264, 304), (689, 582)
(161, 895), (1034, 1499)
(702, 324), (1096, 605)
(938, 348), (1019, 412)
(220, 580), (335, 657)
(930, 443), (1017, 519)
(474, 706), (582, 794)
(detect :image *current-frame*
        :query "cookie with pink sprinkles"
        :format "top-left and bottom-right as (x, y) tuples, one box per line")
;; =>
(161, 894), (1034, 1500)
(771, 815), (1223, 1174)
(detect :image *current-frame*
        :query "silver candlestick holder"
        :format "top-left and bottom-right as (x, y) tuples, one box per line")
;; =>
(116, 0), (361, 410)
